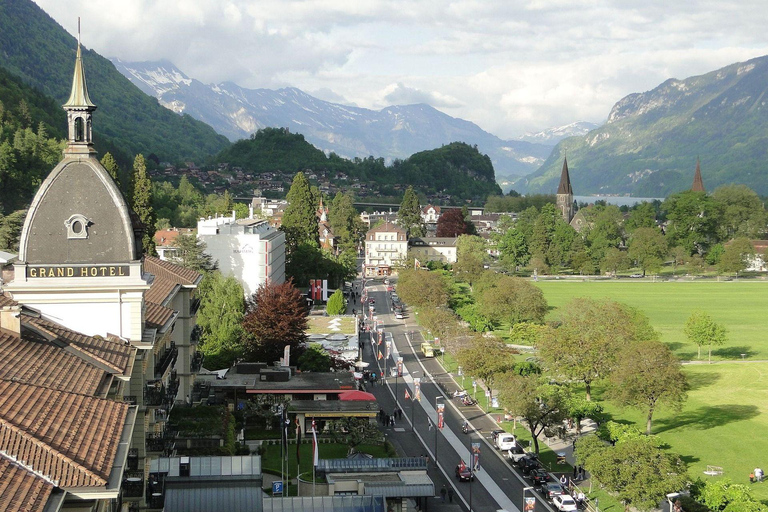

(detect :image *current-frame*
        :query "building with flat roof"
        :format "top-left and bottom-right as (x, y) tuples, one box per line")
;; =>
(198, 213), (286, 296)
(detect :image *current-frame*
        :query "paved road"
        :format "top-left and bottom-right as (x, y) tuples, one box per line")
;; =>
(357, 278), (558, 512)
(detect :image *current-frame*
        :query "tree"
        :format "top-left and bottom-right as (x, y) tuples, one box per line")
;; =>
(663, 191), (721, 254)
(609, 340), (687, 435)
(241, 280), (309, 363)
(436, 208), (471, 237)
(282, 172), (320, 251)
(496, 225), (529, 270)
(670, 245), (688, 274)
(684, 311), (727, 362)
(627, 227), (667, 276)
(624, 202), (658, 234)
(100, 152), (122, 191)
(695, 478), (766, 512)
(718, 237), (755, 275)
(601, 247), (631, 276)
(398, 186), (425, 236)
(297, 343), (332, 372)
(328, 417), (383, 451)
(454, 234), (487, 284)
(131, 154), (156, 256)
(169, 233), (217, 272)
(537, 298), (657, 400)
(396, 268), (449, 308)
(328, 191), (361, 251)
(456, 336), (516, 391)
(712, 184), (767, 240)
(476, 275), (547, 329)
(584, 204), (625, 267)
(0, 209), (26, 251)
(326, 289), (346, 315)
(497, 374), (569, 455)
(197, 272), (245, 368)
(578, 435), (688, 511)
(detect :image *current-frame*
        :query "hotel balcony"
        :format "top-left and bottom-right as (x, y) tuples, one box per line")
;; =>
(154, 342), (178, 379)
(121, 470), (144, 499)
(191, 351), (205, 373)
(144, 382), (166, 407)
(190, 325), (202, 346)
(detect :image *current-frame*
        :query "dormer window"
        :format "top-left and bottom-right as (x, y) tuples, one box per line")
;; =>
(66, 214), (91, 239)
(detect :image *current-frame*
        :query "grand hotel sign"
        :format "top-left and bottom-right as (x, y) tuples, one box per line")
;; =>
(26, 265), (130, 278)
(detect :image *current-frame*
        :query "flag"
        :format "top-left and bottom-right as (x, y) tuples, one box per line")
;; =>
(377, 350), (383, 360)
(311, 419), (319, 467)
(405, 388), (411, 400)
(295, 419), (302, 463)
(459, 460), (467, 472)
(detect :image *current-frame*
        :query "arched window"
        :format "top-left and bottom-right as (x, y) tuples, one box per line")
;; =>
(74, 117), (84, 142)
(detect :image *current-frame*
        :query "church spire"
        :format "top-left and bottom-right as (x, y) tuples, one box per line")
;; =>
(557, 157), (573, 195)
(63, 20), (97, 155)
(691, 158), (705, 192)
(556, 157), (574, 223)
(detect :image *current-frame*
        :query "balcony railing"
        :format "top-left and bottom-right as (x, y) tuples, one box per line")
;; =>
(144, 382), (166, 407)
(122, 470), (144, 498)
(190, 297), (201, 315)
(190, 325), (202, 345)
(146, 432), (173, 453)
(154, 342), (178, 379)
(191, 351), (205, 373)
(123, 395), (138, 406)
(127, 448), (139, 471)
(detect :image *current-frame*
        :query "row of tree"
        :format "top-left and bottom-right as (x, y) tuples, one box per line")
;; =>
(493, 185), (767, 276)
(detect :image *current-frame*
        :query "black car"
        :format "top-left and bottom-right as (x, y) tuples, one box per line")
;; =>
(529, 468), (550, 487)
(517, 455), (540, 474)
(455, 464), (474, 482)
(543, 482), (565, 500)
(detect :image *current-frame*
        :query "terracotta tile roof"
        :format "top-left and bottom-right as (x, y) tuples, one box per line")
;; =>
(21, 317), (134, 377)
(0, 330), (107, 396)
(0, 293), (19, 308)
(145, 301), (177, 332)
(0, 379), (128, 488)
(0, 453), (53, 512)
(154, 228), (195, 248)
(144, 256), (201, 305)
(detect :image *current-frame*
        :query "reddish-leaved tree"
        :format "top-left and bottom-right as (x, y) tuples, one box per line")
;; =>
(436, 208), (471, 237)
(241, 279), (309, 363)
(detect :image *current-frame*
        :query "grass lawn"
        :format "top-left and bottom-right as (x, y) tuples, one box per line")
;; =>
(306, 315), (357, 335)
(590, 362), (768, 501)
(535, 280), (768, 361)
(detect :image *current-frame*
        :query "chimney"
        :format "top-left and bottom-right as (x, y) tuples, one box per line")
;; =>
(0, 304), (21, 336)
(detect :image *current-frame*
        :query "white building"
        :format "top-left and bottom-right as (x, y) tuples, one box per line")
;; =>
(408, 237), (458, 264)
(364, 222), (408, 277)
(197, 213), (286, 296)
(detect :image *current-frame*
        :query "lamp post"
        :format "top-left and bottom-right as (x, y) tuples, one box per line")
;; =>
(522, 486), (535, 512)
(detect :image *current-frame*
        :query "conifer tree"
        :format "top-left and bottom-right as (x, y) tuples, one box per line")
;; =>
(100, 152), (121, 190)
(131, 154), (156, 256)
(282, 172), (319, 250)
(398, 186), (425, 236)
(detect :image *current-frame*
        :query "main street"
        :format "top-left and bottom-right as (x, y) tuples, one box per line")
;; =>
(356, 277), (556, 512)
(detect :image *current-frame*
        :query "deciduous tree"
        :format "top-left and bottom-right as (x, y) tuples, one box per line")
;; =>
(298, 343), (332, 372)
(242, 280), (309, 363)
(684, 311), (727, 362)
(197, 271), (245, 368)
(497, 375), (569, 455)
(718, 237), (755, 275)
(395, 268), (449, 308)
(609, 340), (687, 435)
(457, 336), (516, 394)
(627, 227), (667, 276)
(537, 298), (657, 400)
(169, 233), (217, 272)
(436, 208), (471, 237)
(476, 275), (547, 329)
(454, 234), (488, 284)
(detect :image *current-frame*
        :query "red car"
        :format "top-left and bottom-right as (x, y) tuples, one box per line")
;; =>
(455, 463), (474, 482)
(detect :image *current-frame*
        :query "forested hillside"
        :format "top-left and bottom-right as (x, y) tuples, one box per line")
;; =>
(0, 0), (229, 166)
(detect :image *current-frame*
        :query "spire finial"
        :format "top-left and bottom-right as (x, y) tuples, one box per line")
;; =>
(63, 23), (97, 155)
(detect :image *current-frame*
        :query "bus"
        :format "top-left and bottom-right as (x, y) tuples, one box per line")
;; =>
(420, 342), (434, 357)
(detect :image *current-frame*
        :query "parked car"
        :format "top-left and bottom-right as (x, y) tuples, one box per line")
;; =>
(506, 445), (526, 461)
(455, 464), (473, 482)
(490, 429), (506, 444)
(528, 468), (550, 487)
(517, 454), (539, 474)
(552, 495), (578, 512)
(395, 312), (404, 319)
(543, 483), (565, 501)
(496, 433), (517, 451)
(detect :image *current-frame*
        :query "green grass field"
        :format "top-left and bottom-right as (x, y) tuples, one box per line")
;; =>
(535, 280), (768, 361)
(534, 280), (768, 501)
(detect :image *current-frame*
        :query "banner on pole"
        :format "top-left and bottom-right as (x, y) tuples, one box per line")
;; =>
(471, 442), (481, 470)
(396, 357), (403, 377)
(414, 378), (421, 401)
(437, 403), (445, 430)
(386, 340), (392, 359)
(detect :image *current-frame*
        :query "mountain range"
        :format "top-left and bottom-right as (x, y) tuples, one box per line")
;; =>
(111, 59), (574, 178)
(521, 55), (768, 197)
(0, 0), (229, 166)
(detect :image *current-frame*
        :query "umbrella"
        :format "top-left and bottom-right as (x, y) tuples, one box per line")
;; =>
(339, 390), (377, 401)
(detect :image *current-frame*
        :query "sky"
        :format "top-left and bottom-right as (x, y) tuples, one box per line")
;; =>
(33, 0), (768, 140)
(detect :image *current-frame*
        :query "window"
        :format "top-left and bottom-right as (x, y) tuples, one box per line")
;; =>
(65, 214), (91, 240)
(74, 117), (84, 142)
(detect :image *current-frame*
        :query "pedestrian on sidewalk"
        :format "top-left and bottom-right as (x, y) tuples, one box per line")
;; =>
(448, 488), (454, 503)
(559, 474), (568, 487)
(579, 466), (586, 480)
(440, 486), (447, 502)
(573, 465), (578, 479)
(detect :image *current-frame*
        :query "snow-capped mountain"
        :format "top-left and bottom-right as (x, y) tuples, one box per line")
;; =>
(519, 122), (601, 145)
(111, 58), (553, 177)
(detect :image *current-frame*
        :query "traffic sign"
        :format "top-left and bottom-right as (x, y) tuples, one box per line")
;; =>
(272, 481), (283, 495)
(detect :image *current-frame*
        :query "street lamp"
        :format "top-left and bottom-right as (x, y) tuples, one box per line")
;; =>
(522, 486), (535, 512)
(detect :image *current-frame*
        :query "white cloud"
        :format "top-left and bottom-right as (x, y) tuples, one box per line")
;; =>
(33, 0), (768, 139)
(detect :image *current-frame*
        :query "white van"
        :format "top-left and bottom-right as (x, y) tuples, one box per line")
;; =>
(496, 433), (517, 451)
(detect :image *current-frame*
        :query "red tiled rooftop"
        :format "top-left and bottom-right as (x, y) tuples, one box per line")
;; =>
(0, 379), (129, 488)
(144, 256), (202, 305)
(0, 453), (53, 512)
(145, 301), (177, 331)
